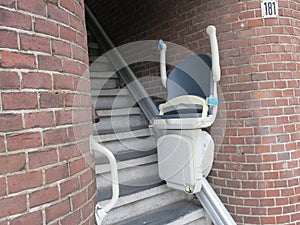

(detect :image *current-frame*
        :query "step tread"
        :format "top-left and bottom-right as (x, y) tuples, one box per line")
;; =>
(95, 150), (157, 174)
(98, 178), (165, 202)
(95, 107), (141, 117)
(90, 71), (118, 78)
(117, 200), (205, 225)
(93, 128), (153, 143)
(91, 88), (130, 97)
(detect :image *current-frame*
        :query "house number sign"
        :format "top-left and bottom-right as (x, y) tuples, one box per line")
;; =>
(261, 0), (279, 18)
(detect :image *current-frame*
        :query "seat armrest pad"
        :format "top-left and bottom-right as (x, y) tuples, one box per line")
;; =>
(159, 95), (208, 119)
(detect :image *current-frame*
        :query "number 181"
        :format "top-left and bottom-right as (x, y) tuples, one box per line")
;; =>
(264, 2), (276, 16)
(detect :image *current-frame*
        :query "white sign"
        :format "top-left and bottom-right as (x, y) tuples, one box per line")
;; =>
(261, 0), (279, 18)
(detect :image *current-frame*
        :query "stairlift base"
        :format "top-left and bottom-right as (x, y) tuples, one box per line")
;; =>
(155, 128), (214, 194)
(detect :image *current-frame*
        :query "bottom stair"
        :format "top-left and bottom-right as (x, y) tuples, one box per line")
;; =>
(117, 200), (209, 225)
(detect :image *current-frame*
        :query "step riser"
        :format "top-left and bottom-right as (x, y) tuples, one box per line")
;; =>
(94, 137), (156, 156)
(102, 190), (187, 225)
(93, 115), (148, 135)
(91, 78), (119, 89)
(92, 96), (136, 110)
(90, 62), (114, 72)
(96, 163), (159, 189)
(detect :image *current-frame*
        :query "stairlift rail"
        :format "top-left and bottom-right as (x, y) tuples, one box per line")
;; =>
(196, 178), (236, 225)
(90, 137), (119, 225)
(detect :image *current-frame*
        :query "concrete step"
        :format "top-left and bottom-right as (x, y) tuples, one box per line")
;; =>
(96, 161), (159, 189)
(98, 135), (156, 154)
(95, 107), (141, 118)
(93, 128), (155, 154)
(90, 77), (119, 89)
(93, 128), (153, 143)
(98, 179), (189, 225)
(90, 71), (118, 79)
(95, 149), (157, 174)
(93, 114), (148, 135)
(91, 88), (130, 97)
(117, 200), (208, 225)
(92, 95), (136, 110)
(89, 57), (114, 72)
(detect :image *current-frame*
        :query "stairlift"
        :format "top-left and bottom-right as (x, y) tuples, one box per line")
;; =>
(154, 25), (220, 194)
(154, 25), (236, 225)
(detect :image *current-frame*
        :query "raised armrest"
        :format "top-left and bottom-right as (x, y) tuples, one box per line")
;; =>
(159, 95), (209, 119)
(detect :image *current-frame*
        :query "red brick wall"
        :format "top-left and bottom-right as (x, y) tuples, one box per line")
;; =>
(0, 1), (96, 224)
(86, 0), (300, 224)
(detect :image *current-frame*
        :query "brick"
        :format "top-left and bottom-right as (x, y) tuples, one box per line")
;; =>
(0, 153), (26, 175)
(53, 75), (74, 90)
(71, 189), (87, 210)
(46, 199), (70, 223)
(0, 114), (23, 132)
(18, 0), (46, 16)
(45, 163), (68, 184)
(70, 157), (86, 175)
(0, 71), (19, 89)
(0, 30), (18, 49)
(0, 0), (15, 8)
(1, 51), (36, 69)
(22, 72), (52, 89)
(0, 177), (6, 197)
(10, 210), (43, 225)
(38, 55), (62, 71)
(40, 92), (64, 108)
(0, 135), (5, 153)
(0, 8), (31, 30)
(28, 148), (58, 169)
(60, 0), (75, 13)
(60, 177), (79, 197)
(81, 200), (94, 221)
(61, 210), (81, 225)
(59, 144), (80, 161)
(34, 18), (58, 37)
(55, 110), (73, 125)
(47, 4), (68, 24)
(8, 171), (43, 193)
(24, 111), (54, 129)
(20, 33), (50, 53)
(74, 3), (84, 21)
(30, 186), (59, 207)
(52, 40), (71, 57)
(3, 92), (37, 110)
(72, 44), (85, 61)
(0, 195), (27, 217)
(87, 179), (97, 199)
(80, 170), (93, 187)
(7, 132), (42, 151)
(43, 128), (69, 146)
(60, 26), (77, 43)
(70, 15), (83, 33)
(62, 59), (79, 75)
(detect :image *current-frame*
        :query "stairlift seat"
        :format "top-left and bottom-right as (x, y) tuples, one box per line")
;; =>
(154, 53), (217, 130)
(166, 54), (213, 101)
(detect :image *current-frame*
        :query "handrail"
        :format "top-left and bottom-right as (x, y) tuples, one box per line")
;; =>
(90, 137), (119, 225)
(85, 5), (159, 123)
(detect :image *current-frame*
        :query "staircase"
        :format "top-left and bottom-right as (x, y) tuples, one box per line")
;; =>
(88, 30), (210, 225)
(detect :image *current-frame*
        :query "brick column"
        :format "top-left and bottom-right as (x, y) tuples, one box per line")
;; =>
(209, 1), (300, 224)
(0, 1), (96, 224)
